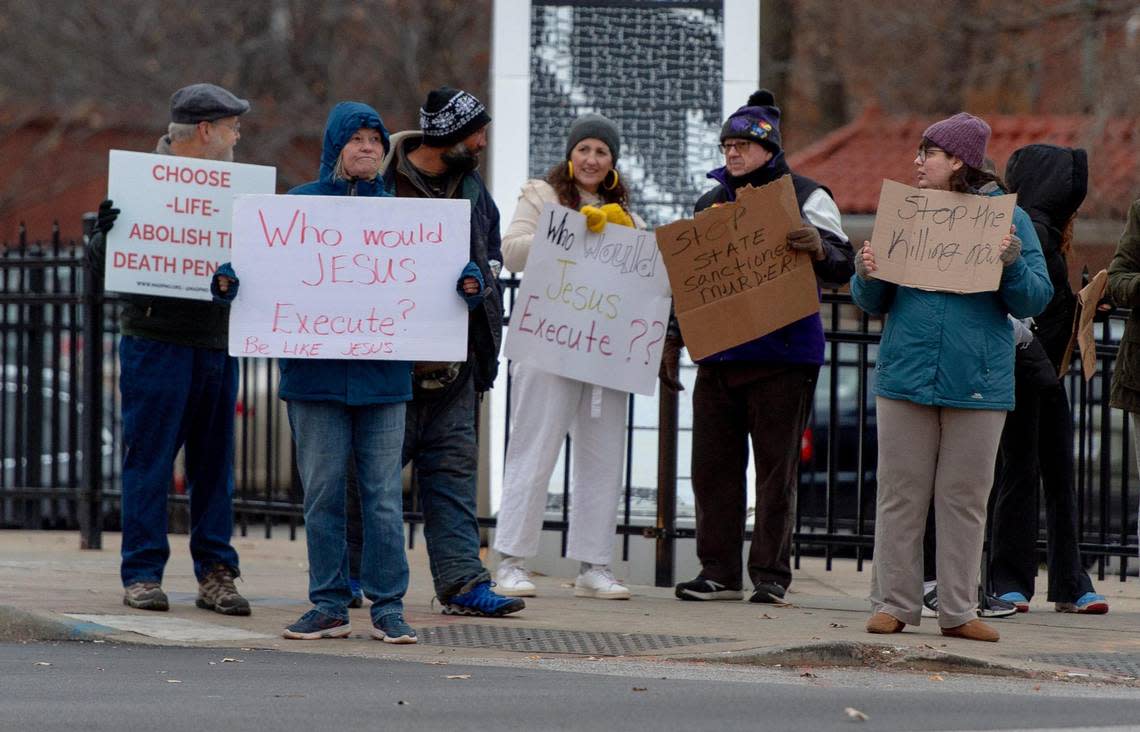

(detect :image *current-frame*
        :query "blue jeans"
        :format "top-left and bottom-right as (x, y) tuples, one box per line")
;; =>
(288, 399), (407, 623)
(346, 367), (489, 600)
(119, 336), (240, 586)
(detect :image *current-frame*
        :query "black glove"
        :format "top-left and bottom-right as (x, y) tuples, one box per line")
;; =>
(658, 334), (684, 392)
(96, 199), (120, 235)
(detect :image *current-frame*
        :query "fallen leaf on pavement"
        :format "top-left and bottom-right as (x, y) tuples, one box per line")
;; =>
(632, 687), (647, 692)
(928, 675), (944, 682)
(829, 623), (847, 629)
(221, 658), (243, 663)
(445, 674), (472, 680)
(800, 672), (818, 679)
(758, 613), (775, 620)
(33, 662), (51, 667)
(844, 707), (869, 721)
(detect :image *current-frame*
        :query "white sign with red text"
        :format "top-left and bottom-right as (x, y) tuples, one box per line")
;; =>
(503, 203), (671, 396)
(104, 150), (277, 300)
(228, 194), (470, 361)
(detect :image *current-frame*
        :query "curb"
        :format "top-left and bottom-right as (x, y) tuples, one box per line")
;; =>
(677, 640), (1044, 678)
(0, 605), (120, 643)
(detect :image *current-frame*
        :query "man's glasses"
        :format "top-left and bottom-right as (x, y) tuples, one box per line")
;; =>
(211, 120), (241, 134)
(719, 140), (753, 154)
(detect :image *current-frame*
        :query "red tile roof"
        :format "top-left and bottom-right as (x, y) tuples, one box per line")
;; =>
(788, 106), (1140, 221)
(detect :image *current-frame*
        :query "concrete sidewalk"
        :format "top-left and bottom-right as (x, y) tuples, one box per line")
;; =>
(2, 530), (1139, 684)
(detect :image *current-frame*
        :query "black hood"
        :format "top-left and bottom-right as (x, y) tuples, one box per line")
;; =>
(1004, 144), (1088, 229)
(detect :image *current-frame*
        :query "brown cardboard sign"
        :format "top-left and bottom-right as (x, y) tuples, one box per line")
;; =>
(869, 180), (1017, 293)
(1059, 268), (1107, 381)
(654, 175), (819, 360)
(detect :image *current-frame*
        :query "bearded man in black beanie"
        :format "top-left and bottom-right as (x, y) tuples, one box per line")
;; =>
(670, 90), (854, 605)
(341, 86), (521, 618)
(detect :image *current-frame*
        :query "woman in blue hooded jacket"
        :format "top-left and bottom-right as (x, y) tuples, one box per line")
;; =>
(217, 103), (483, 641)
(852, 113), (1052, 643)
(259, 102), (422, 643)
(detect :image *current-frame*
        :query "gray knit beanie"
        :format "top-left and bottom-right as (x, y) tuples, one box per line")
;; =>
(564, 113), (621, 163)
(922, 113), (991, 170)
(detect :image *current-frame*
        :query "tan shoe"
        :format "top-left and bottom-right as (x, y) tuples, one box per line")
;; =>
(865, 612), (905, 634)
(941, 619), (999, 642)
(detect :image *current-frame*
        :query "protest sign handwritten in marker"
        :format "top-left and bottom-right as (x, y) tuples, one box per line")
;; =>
(227, 194), (470, 361)
(868, 179), (1016, 293)
(104, 150), (276, 300)
(1059, 268), (1108, 381)
(503, 204), (671, 395)
(654, 175), (818, 360)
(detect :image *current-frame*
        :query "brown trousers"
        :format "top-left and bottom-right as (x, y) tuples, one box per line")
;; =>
(870, 397), (1006, 628)
(691, 362), (819, 591)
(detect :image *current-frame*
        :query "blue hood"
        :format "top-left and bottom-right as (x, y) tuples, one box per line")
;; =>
(292, 101), (391, 197)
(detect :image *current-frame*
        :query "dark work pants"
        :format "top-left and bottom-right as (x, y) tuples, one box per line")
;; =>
(989, 377), (1093, 603)
(691, 362), (818, 591)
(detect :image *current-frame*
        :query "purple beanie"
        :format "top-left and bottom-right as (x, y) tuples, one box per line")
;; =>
(922, 113), (991, 170)
(721, 90), (782, 153)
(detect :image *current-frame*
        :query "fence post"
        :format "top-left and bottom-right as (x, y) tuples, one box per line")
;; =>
(25, 246), (46, 522)
(79, 228), (104, 550)
(654, 382), (679, 587)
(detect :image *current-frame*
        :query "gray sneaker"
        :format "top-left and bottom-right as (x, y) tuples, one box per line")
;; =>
(123, 581), (169, 611)
(196, 565), (251, 616)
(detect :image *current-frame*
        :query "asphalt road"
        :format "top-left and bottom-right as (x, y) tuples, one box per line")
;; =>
(2, 642), (1139, 731)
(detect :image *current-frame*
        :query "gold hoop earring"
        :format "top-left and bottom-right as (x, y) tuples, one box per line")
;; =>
(603, 169), (619, 190)
(566, 160), (574, 179)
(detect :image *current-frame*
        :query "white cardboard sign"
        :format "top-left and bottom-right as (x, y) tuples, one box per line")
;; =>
(104, 150), (276, 300)
(228, 194), (470, 361)
(504, 203), (672, 395)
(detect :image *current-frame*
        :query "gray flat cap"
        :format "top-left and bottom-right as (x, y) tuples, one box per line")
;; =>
(170, 83), (250, 123)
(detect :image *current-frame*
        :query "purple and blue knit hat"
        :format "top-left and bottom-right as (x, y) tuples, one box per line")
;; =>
(720, 90), (782, 153)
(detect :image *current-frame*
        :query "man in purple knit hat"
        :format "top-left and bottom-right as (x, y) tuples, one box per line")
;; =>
(669, 90), (854, 604)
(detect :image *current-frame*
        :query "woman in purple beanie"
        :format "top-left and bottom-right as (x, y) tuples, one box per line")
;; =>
(849, 113), (1053, 642)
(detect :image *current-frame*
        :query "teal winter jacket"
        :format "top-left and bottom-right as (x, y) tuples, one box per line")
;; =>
(850, 203), (1052, 411)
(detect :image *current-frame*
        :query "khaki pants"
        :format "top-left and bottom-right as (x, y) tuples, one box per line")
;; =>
(870, 397), (1006, 628)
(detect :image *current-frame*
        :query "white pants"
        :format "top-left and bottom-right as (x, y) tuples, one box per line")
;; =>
(494, 362), (627, 565)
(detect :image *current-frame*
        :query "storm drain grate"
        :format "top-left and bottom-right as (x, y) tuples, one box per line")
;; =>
(417, 624), (735, 655)
(1032, 652), (1140, 677)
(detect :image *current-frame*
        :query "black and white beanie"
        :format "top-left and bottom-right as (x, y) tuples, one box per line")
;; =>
(419, 86), (492, 148)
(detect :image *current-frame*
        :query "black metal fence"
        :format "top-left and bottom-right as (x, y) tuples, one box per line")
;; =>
(2, 229), (1137, 585)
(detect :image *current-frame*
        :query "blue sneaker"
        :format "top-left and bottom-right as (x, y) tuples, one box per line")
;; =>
(1056, 592), (1109, 614)
(282, 608), (352, 640)
(348, 578), (364, 609)
(441, 581), (526, 617)
(372, 614), (418, 644)
(997, 591), (1029, 613)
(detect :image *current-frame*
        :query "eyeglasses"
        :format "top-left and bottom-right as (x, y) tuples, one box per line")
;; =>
(916, 146), (945, 162)
(211, 120), (241, 134)
(719, 140), (753, 154)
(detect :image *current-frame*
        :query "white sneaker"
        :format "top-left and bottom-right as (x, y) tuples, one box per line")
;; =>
(574, 565), (631, 600)
(494, 558), (536, 597)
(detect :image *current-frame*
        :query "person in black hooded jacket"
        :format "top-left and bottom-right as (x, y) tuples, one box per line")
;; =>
(988, 144), (1108, 614)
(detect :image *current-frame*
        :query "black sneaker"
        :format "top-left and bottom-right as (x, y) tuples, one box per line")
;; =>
(748, 581), (787, 604)
(921, 587), (939, 618)
(978, 592), (1018, 618)
(674, 575), (743, 601)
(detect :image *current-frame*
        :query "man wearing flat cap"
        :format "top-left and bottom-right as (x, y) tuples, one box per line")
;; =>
(89, 82), (252, 616)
